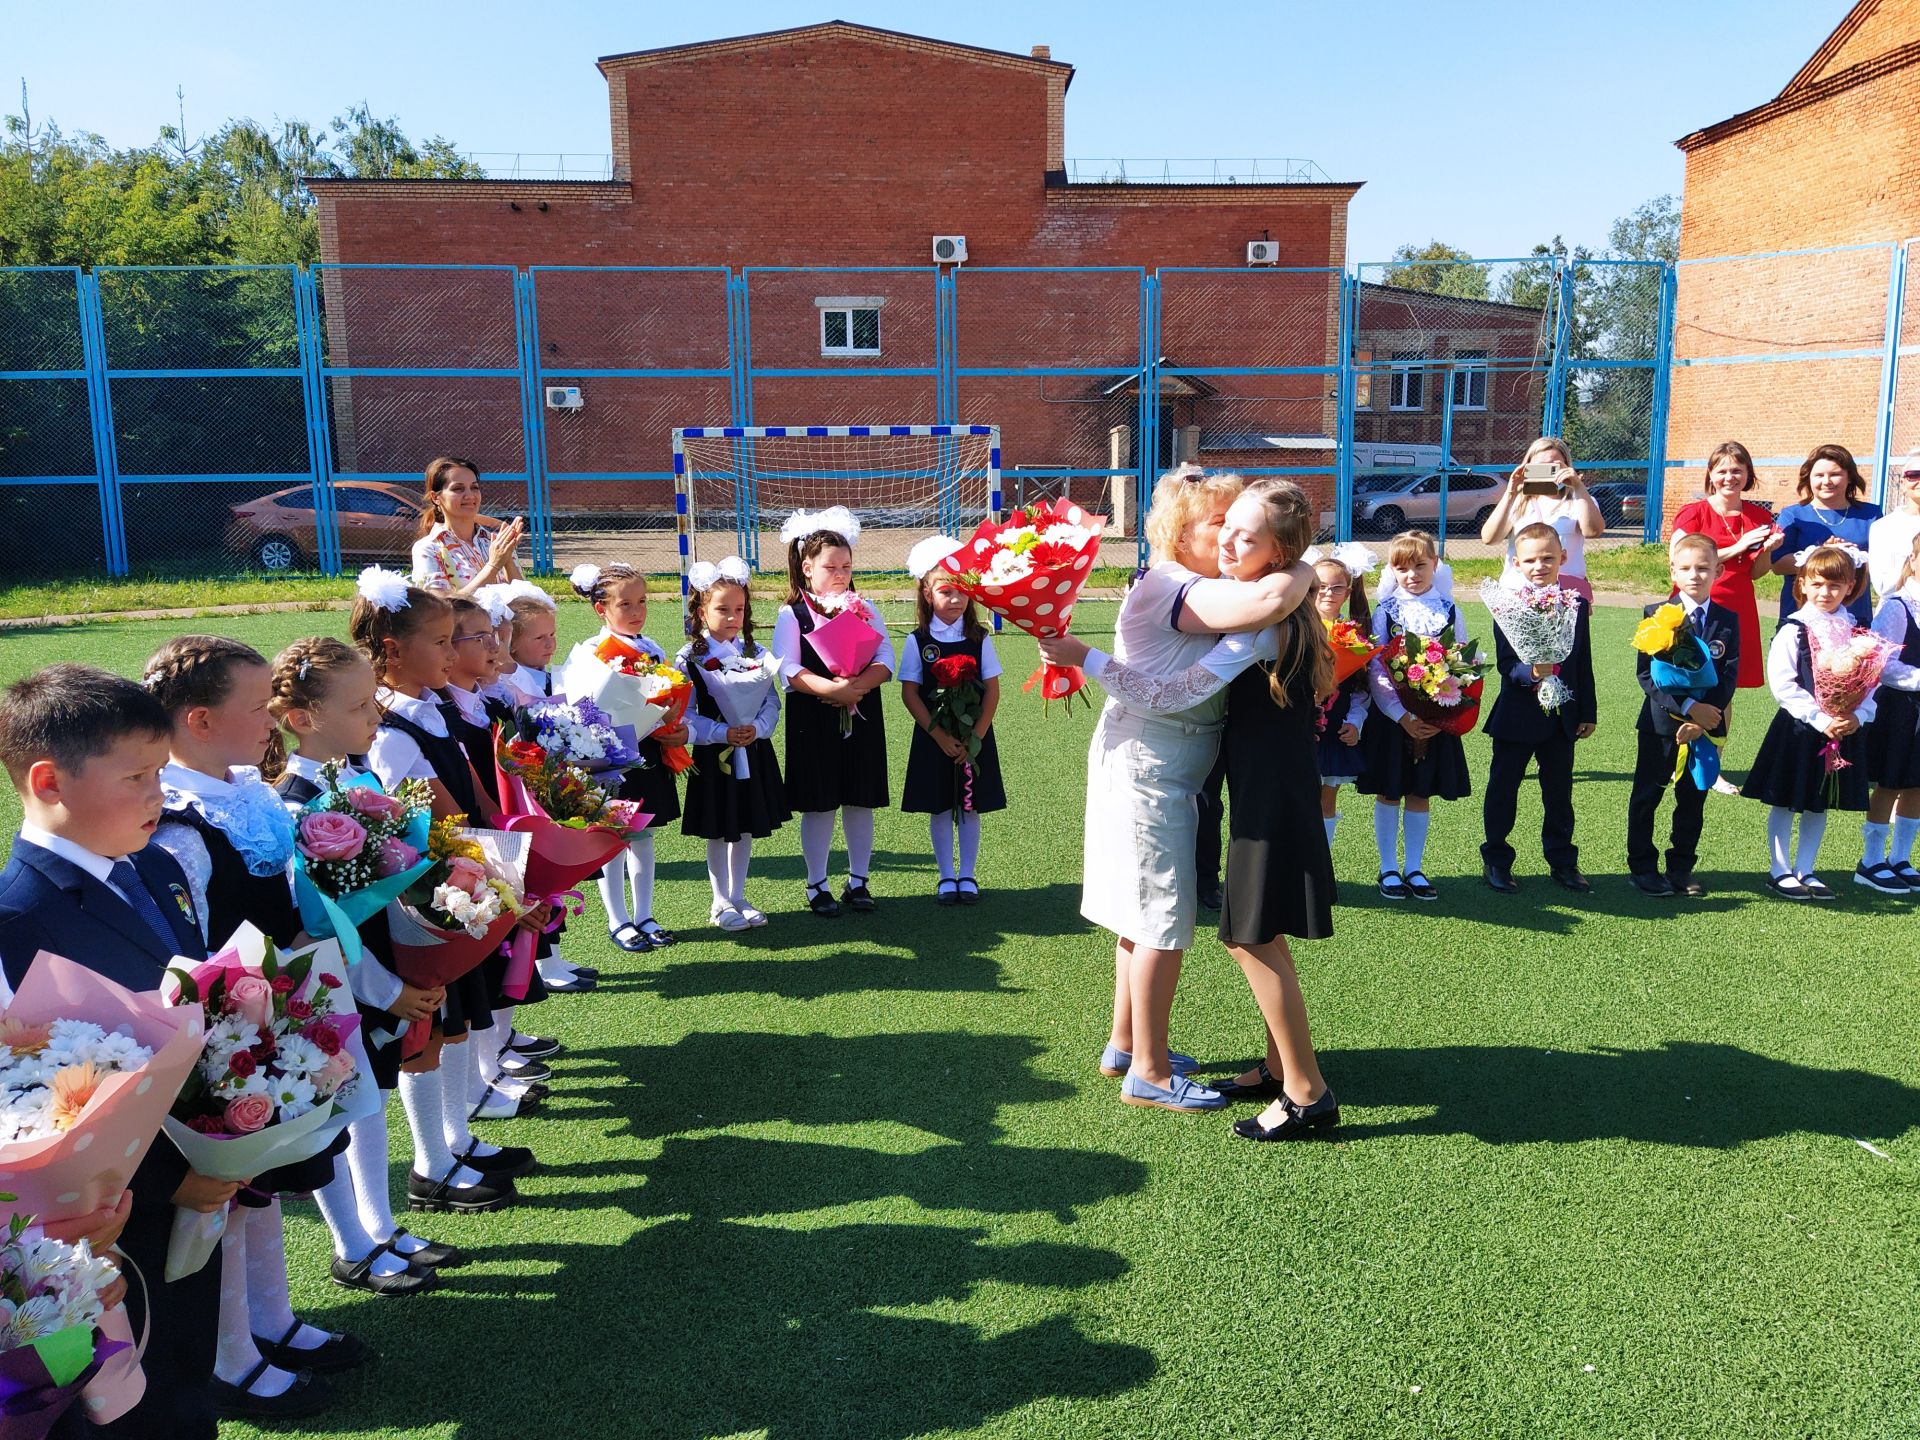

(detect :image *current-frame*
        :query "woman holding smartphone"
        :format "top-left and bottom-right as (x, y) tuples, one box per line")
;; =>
(1479, 435), (1606, 602)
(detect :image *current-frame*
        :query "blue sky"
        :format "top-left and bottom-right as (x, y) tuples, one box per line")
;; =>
(10, 0), (1854, 262)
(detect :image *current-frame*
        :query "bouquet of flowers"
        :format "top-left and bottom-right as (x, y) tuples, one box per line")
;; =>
(1631, 603), (1724, 789)
(514, 696), (641, 780)
(1381, 621), (1488, 750)
(1479, 579), (1583, 713)
(0, 953), (210, 1424)
(1807, 622), (1901, 793)
(494, 711), (650, 1003)
(803, 594), (885, 736)
(161, 929), (373, 1279)
(561, 637), (695, 773)
(918, 651), (988, 812)
(936, 500), (1106, 715)
(291, 765), (435, 968)
(0, 1206), (129, 1440)
(386, 823), (531, 1056)
(690, 651), (779, 778)
(1325, 618), (1383, 687)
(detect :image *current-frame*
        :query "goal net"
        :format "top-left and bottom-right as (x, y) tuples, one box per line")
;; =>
(672, 425), (1000, 586)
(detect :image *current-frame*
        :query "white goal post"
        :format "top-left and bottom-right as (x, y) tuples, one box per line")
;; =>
(671, 424), (1001, 590)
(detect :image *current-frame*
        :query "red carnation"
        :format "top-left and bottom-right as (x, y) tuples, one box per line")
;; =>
(187, 1114), (226, 1135)
(285, 997), (314, 1021)
(303, 1021), (343, 1057)
(227, 1049), (257, 1078)
(505, 739), (548, 769)
(250, 1038), (277, 1065)
(269, 975), (295, 994)
(702, 658), (724, 671)
(319, 973), (344, 990)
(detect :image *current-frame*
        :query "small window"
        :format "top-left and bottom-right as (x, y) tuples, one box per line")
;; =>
(1353, 347), (1372, 409)
(1389, 351), (1424, 411)
(1450, 350), (1488, 411)
(821, 306), (881, 356)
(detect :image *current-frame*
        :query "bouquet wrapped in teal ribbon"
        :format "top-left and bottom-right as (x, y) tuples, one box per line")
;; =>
(290, 763), (435, 967)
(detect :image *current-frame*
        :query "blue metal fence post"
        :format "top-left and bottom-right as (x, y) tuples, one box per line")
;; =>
(513, 269), (555, 573)
(1874, 242), (1910, 510)
(73, 271), (127, 576)
(1436, 366), (1456, 556)
(1334, 269), (1356, 543)
(291, 268), (341, 575)
(1543, 263), (1574, 437)
(728, 272), (758, 567)
(1643, 260), (1678, 543)
(1137, 273), (1159, 568)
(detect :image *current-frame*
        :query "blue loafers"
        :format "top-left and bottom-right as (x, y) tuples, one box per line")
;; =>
(1099, 1044), (1197, 1079)
(1119, 1071), (1227, 1111)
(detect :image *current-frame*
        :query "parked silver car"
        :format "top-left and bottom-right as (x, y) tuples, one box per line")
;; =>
(1351, 469), (1504, 535)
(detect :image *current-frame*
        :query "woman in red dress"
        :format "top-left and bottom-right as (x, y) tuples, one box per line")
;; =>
(1669, 440), (1780, 788)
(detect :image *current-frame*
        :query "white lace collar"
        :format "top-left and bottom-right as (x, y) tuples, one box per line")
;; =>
(160, 763), (296, 876)
(1382, 591), (1456, 638)
(1788, 604), (1856, 639)
(378, 687), (450, 736)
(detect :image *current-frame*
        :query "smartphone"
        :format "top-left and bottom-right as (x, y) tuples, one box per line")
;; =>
(1520, 462), (1562, 496)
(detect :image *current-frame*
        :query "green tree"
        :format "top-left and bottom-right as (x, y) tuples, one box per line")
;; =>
(1380, 241), (1489, 300)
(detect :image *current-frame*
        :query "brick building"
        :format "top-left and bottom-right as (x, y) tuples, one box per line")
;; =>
(309, 21), (1361, 539)
(1665, 0), (1920, 527)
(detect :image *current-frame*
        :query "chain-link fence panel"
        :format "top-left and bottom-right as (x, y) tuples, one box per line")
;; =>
(1665, 246), (1893, 531)
(532, 267), (731, 578)
(0, 269), (109, 577)
(315, 266), (530, 575)
(955, 268), (1142, 566)
(96, 266), (313, 576)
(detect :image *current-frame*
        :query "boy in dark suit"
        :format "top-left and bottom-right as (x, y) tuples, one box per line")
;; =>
(1481, 523), (1599, 893)
(1627, 534), (1741, 897)
(0, 664), (238, 1440)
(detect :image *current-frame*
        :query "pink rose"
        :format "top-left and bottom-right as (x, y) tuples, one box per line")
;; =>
(1424, 642), (1445, 663)
(344, 787), (404, 822)
(444, 856), (487, 898)
(303, 1020), (343, 1057)
(224, 1092), (274, 1134)
(373, 837), (420, 879)
(315, 1051), (354, 1097)
(1405, 663), (1428, 683)
(226, 973), (274, 1030)
(297, 811), (366, 863)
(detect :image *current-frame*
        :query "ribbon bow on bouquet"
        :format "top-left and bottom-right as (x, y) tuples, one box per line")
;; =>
(1631, 603), (1724, 791)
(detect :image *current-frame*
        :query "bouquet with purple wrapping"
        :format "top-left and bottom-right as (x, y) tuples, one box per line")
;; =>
(514, 697), (642, 780)
(0, 1205), (128, 1440)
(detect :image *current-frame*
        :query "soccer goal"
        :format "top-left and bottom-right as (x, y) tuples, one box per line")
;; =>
(671, 425), (1000, 589)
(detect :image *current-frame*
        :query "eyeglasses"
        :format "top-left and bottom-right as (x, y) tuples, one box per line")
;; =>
(454, 632), (500, 648)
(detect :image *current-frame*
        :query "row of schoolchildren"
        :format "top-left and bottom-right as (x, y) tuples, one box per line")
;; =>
(0, 507), (1013, 1434)
(1193, 523), (1920, 903)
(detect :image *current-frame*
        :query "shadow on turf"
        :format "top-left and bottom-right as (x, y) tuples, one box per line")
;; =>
(1320, 1040), (1920, 1147)
(296, 1218), (1154, 1440)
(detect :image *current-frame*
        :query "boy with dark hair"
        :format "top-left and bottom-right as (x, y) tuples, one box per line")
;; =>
(0, 663), (235, 1440)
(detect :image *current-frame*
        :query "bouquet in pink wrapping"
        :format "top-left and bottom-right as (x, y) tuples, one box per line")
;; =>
(1807, 621), (1901, 794)
(802, 594), (885, 736)
(936, 499), (1107, 715)
(0, 952), (208, 1425)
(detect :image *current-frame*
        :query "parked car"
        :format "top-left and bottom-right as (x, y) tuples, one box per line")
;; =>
(1587, 481), (1648, 530)
(225, 482), (504, 571)
(1351, 469), (1503, 535)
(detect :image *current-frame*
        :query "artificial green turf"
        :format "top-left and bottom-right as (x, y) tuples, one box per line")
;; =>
(0, 601), (1912, 1440)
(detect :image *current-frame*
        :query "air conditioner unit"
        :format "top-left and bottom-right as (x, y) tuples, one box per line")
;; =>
(1246, 240), (1279, 266)
(932, 235), (968, 264)
(545, 386), (584, 411)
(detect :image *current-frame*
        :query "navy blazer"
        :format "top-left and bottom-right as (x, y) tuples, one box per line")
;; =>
(1635, 599), (1740, 738)
(0, 836), (207, 1215)
(1483, 598), (1598, 744)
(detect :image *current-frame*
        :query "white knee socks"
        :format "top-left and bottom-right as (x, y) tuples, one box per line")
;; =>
(706, 838), (753, 908)
(214, 1221), (290, 1393)
(1862, 820), (1889, 868)
(627, 832), (657, 923)
(843, 806), (875, 881)
(1373, 802), (1398, 872)
(956, 808), (980, 879)
(1403, 809), (1431, 873)
(244, 1201), (337, 1348)
(597, 853), (631, 929)
(930, 813), (956, 881)
(1894, 813), (1920, 864)
(1767, 807), (1795, 877)
(799, 810), (836, 889)
(1794, 811), (1829, 879)
(400, 1066), (479, 1187)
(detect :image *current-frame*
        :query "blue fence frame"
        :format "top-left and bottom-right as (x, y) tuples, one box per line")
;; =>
(6, 248), (1914, 578)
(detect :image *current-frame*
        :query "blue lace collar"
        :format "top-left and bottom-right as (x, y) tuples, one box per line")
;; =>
(160, 764), (297, 876)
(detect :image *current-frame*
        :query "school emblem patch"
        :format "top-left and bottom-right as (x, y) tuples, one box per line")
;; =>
(922, 644), (942, 664)
(168, 882), (195, 923)
(1708, 639), (1727, 660)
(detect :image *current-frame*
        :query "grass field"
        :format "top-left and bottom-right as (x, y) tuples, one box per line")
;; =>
(0, 598), (1912, 1440)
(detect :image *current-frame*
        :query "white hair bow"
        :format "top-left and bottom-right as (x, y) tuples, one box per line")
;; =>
(1303, 542), (1378, 578)
(569, 563), (602, 595)
(906, 535), (963, 580)
(688, 556), (750, 591)
(779, 506), (862, 547)
(355, 566), (412, 613)
(473, 583), (515, 626)
(499, 579), (556, 612)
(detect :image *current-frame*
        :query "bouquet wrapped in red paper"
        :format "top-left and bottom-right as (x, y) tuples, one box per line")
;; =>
(493, 712), (650, 1003)
(936, 499), (1106, 714)
(1381, 620), (1489, 750)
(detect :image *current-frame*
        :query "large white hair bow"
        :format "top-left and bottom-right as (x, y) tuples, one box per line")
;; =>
(499, 579), (556, 612)
(568, 563), (602, 596)
(779, 506), (862, 547)
(688, 556), (751, 591)
(906, 535), (963, 580)
(355, 566), (412, 613)
(1302, 542), (1378, 578)
(473, 583), (515, 626)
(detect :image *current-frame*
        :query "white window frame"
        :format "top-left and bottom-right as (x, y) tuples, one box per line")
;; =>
(1389, 351), (1425, 412)
(816, 296), (883, 357)
(1450, 350), (1488, 411)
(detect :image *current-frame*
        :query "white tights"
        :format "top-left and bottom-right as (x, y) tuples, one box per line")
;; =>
(929, 810), (982, 882)
(706, 837), (754, 908)
(800, 807), (875, 888)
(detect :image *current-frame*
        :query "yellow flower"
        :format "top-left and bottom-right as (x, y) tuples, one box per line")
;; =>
(1631, 604), (1685, 656)
(50, 1062), (106, 1132)
(428, 815), (485, 864)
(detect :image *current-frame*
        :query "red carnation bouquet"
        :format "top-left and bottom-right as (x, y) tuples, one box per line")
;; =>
(936, 499), (1106, 715)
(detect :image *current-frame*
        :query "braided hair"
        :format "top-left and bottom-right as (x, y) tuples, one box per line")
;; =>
(263, 636), (366, 781)
(141, 635), (269, 721)
(685, 575), (759, 659)
(570, 562), (646, 606)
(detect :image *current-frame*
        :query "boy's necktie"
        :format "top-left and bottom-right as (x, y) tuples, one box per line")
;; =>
(108, 858), (180, 949)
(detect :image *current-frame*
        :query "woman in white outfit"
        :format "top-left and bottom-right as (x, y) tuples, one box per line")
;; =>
(1074, 466), (1315, 1112)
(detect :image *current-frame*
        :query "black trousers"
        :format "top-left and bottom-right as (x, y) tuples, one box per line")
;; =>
(1194, 745), (1228, 885)
(1626, 728), (1708, 879)
(1481, 733), (1578, 871)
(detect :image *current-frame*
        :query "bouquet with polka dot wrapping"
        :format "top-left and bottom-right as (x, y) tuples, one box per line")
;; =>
(937, 499), (1107, 715)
